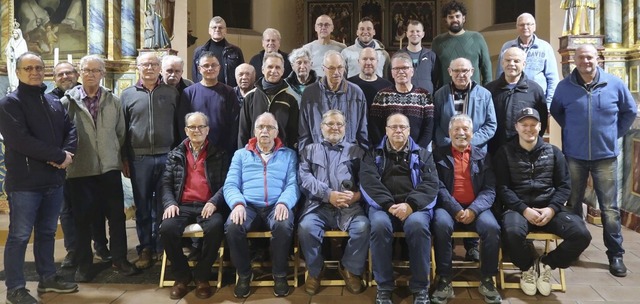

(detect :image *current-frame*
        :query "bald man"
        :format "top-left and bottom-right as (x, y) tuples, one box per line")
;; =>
(302, 15), (347, 78)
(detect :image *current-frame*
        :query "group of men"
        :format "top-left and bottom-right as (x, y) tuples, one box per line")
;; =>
(0, 1), (637, 304)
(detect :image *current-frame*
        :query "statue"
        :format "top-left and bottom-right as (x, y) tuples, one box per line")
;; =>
(5, 20), (29, 93)
(561, 0), (597, 35)
(143, 3), (171, 49)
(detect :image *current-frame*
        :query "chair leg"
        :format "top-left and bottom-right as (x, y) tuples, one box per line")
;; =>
(159, 251), (168, 287)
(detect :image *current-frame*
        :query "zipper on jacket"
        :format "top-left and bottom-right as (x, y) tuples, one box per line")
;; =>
(148, 89), (155, 154)
(262, 158), (269, 206)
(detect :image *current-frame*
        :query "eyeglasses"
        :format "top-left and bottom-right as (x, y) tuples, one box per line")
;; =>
(323, 65), (345, 73)
(81, 68), (102, 74)
(391, 66), (412, 72)
(55, 71), (77, 77)
(517, 23), (535, 28)
(386, 125), (410, 131)
(138, 62), (159, 68)
(322, 122), (345, 128)
(21, 66), (45, 73)
(316, 23), (332, 28)
(255, 125), (277, 131)
(186, 125), (208, 131)
(451, 69), (472, 75)
(210, 26), (226, 30)
(200, 64), (220, 70)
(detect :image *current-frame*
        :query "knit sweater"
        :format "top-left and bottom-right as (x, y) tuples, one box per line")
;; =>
(431, 31), (492, 86)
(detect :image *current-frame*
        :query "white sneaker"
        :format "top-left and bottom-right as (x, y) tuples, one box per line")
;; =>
(520, 264), (538, 296)
(537, 259), (552, 296)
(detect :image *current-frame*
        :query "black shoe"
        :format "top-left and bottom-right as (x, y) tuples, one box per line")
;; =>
(74, 264), (94, 283)
(609, 256), (627, 277)
(375, 290), (393, 304)
(112, 260), (141, 276)
(38, 275), (78, 294)
(61, 250), (76, 268)
(95, 248), (112, 262)
(234, 273), (253, 298)
(6, 288), (38, 304)
(413, 289), (429, 304)
(465, 245), (480, 262)
(273, 276), (290, 297)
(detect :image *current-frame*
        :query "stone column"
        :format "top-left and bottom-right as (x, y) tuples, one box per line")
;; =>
(604, 0), (623, 46)
(121, 0), (136, 57)
(88, 0), (106, 55)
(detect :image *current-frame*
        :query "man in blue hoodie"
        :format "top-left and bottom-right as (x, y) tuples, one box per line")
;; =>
(550, 44), (637, 277)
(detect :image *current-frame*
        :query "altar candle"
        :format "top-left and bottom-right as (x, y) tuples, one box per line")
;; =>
(54, 48), (59, 66)
(68, 54), (73, 63)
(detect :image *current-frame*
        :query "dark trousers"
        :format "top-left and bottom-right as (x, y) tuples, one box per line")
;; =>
(160, 203), (225, 282)
(61, 187), (109, 253)
(65, 170), (128, 267)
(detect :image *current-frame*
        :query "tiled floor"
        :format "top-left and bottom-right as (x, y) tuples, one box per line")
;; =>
(1, 219), (640, 303)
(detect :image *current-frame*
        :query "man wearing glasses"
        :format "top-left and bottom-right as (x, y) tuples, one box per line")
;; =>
(61, 54), (139, 281)
(121, 52), (180, 270)
(361, 113), (439, 304)
(0, 52), (78, 303)
(179, 51), (240, 155)
(224, 112), (299, 298)
(302, 14), (347, 78)
(159, 112), (230, 300)
(192, 16), (244, 85)
(369, 52), (434, 148)
(299, 50), (368, 151)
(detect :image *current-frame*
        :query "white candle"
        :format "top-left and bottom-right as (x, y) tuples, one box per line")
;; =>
(54, 48), (59, 66)
(67, 54), (73, 63)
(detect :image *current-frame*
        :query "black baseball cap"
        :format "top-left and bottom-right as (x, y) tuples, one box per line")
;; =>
(516, 107), (540, 122)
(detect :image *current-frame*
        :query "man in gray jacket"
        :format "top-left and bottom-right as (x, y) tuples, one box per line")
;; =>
(121, 52), (180, 269)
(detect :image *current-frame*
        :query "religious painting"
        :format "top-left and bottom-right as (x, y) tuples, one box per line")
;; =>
(633, 139), (640, 196)
(13, 0), (87, 60)
(359, 0), (383, 44)
(307, 1), (354, 45)
(388, 0), (437, 49)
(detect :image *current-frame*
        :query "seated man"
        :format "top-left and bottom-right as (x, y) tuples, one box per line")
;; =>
(495, 108), (592, 296)
(224, 112), (300, 298)
(298, 110), (369, 295)
(360, 113), (438, 304)
(431, 114), (501, 304)
(159, 112), (230, 300)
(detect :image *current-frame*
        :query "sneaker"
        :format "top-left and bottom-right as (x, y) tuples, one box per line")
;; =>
(134, 248), (154, 269)
(520, 264), (538, 296)
(413, 289), (430, 304)
(431, 277), (453, 304)
(61, 250), (76, 268)
(234, 273), (253, 298)
(273, 276), (290, 297)
(536, 258), (552, 296)
(37, 275), (78, 293)
(95, 247), (112, 262)
(465, 245), (480, 262)
(6, 288), (38, 304)
(375, 290), (393, 304)
(478, 277), (502, 304)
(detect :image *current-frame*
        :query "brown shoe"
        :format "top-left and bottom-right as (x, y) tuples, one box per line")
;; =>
(135, 248), (154, 269)
(170, 281), (189, 300)
(195, 280), (212, 299)
(338, 267), (364, 294)
(305, 275), (321, 295)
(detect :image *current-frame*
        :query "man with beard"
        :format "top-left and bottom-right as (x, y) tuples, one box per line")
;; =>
(249, 28), (292, 81)
(347, 47), (392, 109)
(303, 15), (347, 78)
(401, 20), (438, 93)
(284, 48), (318, 103)
(341, 17), (390, 79)
(432, 1), (492, 86)
(49, 62), (80, 99)
(233, 63), (256, 107)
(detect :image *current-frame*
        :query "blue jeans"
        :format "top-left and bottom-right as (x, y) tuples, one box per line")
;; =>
(298, 206), (370, 277)
(224, 204), (294, 278)
(4, 186), (63, 290)
(567, 156), (624, 258)
(432, 208), (500, 278)
(502, 210), (591, 270)
(130, 154), (167, 254)
(369, 206), (432, 293)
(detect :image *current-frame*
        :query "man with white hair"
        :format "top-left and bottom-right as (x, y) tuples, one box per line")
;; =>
(161, 55), (193, 94)
(233, 63), (256, 107)
(249, 28), (292, 80)
(284, 47), (318, 102)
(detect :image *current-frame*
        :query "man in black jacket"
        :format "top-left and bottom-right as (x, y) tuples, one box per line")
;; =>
(192, 16), (244, 85)
(494, 107), (591, 297)
(159, 111), (230, 300)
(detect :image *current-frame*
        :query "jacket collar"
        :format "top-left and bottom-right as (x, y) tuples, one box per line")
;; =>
(246, 136), (284, 154)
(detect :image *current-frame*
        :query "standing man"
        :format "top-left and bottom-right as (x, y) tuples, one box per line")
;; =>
(62, 54), (140, 282)
(0, 52), (78, 304)
(299, 51), (368, 151)
(238, 52), (299, 149)
(402, 20), (438, 93)
(49, 62), (81, 98)
(496, 108), (591, 296)
(302, 15), (347, 78)
(432, 1), (492, 86)
(284, 48), (318, 102)
(234, 63), (256, 107)
(121, 52), (180, 270)
(369, 52), (434, 148)
(550, 44), (637, 277)
(485, 47), (548, 156)
(431, 114), (501, 304)
(249, 28), (293, 80)
(496, 13), (559, 107)
(192, 16), (244, 85)
(347, 47), (393, 109)
(161, 55), (194, 94)
(361, 113), (438, 304)
(341, 17), (390, 79)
